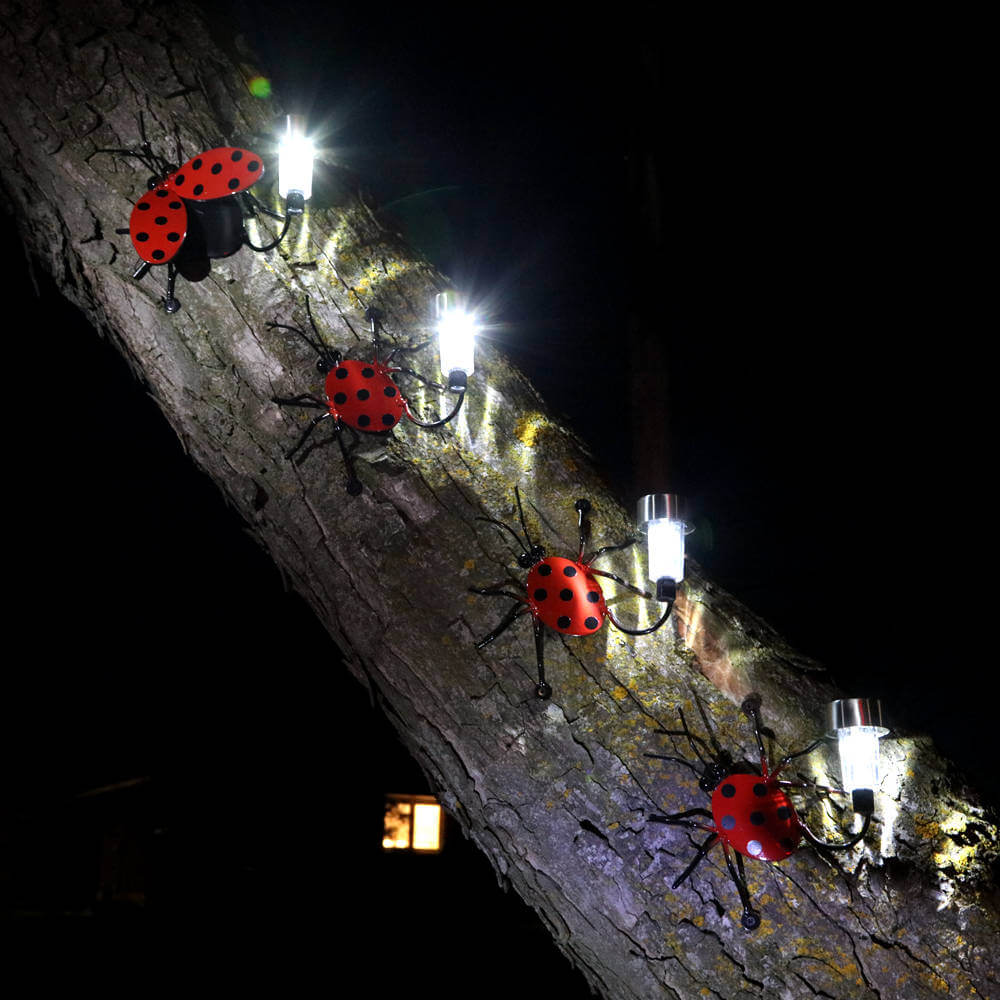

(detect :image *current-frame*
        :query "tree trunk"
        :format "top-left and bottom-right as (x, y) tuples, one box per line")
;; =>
(1, 2), (996, 996)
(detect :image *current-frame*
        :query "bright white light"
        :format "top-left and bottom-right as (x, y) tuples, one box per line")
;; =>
(647, 517), (685, 583)
(836, 726), (882, 795)
(412, 803), (442, 851)
(278, 117), (314, 201)
(435, 292), (476, 379)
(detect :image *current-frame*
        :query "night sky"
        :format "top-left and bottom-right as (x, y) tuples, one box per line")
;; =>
(2, 0), (985, 982)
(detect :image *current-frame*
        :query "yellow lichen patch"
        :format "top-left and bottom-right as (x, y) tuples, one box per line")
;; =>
(611, 686), (629, 701)
(464, 558), (476, 570)
(513, 413), (547, 448)
(607, 821), (619, 830)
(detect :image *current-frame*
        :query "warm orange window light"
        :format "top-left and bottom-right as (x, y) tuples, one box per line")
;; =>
(383, 794), (444, 853)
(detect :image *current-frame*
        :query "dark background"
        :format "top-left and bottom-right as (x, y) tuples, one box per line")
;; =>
(1, 0), (983, 990)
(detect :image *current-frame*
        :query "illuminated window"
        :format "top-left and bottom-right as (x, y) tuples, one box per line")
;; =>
(383, 794), (444, 853)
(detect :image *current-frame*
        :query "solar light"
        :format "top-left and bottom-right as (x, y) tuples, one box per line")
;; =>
(827, 698), (889, 815)
(278, 114), (314, 214)
(435, 291), (477, 392)
(382, 794), (444, 853)
(637, 493), (690, 602)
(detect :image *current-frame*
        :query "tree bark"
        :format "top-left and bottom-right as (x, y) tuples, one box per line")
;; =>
(1, 2), (996, 996)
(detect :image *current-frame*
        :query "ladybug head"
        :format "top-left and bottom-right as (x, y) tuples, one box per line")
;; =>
(316, 350), (343, 375)
(698, 751), (734, 794)
(517, 544), (546, 569)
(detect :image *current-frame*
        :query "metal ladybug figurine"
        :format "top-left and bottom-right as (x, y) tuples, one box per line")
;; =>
(270, 297), (466, 495)
(103, 125), (298, 313)
(471, 487), (675, 699)
(645, 697), (873, 930)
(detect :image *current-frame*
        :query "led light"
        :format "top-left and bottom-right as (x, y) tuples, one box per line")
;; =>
(278, 114), (314, 208)
(637, 494), (689, 600)
(827, 698), (889, 815)
(435, 291), (476, 392)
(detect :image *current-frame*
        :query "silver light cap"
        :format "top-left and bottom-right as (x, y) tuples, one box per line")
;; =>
(827, 698), (889, 736)
(637, 494), (690, 533)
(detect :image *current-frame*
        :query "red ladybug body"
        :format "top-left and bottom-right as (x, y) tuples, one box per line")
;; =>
(710, 773), (802, 862)
(324, 359), (406, 431)
(525, 556), (607, 636)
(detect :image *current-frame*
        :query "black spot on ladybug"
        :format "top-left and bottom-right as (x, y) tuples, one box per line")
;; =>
(211, 162), (222, 175)
(333, 392), (347, 405)
(231, 150), (243, 162)
(155, 189), (169, 198)
(152, 249), (165, 260)
(248, 160), (260, 172)
(358, 414), (371, 427)
(228, 177), (240, 190)
(776, 806), (791, 820)
(174, 173), (185, 186)
(381, 413), (394, 426)
(383, 386), (397, 397)
(357, 389), (370, 401)
(534, 589), (547, 601)
(563, 566), (577, 577)
(749, 811), (765, 826)
(137, 202), (150, 211)
(167, 232), (180, 242)
(193, 184), (204, 196)
(136, 232), (149, 241)
(721, 815), (736, 830)
(192, 158), (203, 170)
(335, 368), (349, 379)
(780, 837), (795, 850)
(557, 616), (571, 629)
(584, 616), (598, 629)
(155, 216), (167, 225)
(362, 367), (375, 378)
(538, 564), (552, 576)
(169, 201), (181, 209)
(721, 784), (736, 798)
(586, 591), (600, 603)
(753, 783), (767, 797)
(559, 589), (572, 601)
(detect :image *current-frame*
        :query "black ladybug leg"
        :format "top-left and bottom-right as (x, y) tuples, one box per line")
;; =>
(769, 738), (827, 781)
(584, 538), (637, 565)
(649, 807), (714, 828)
(273, 394), (328, 409)
(672, 832), (719, 888)
(644, 751), (703, 779)
(721, 843), (761, 930)
(383, 339), (433, 365)
(589, 568), (651, 599)
(164, 262), (180, 314)
(474, 602), (529, 648)
(392, 366), (446, 391)
(532, 618), (551, 700)
(333, 420), (363, 495)
(470, 585), (529, 601)
(284, 411), (331, 462)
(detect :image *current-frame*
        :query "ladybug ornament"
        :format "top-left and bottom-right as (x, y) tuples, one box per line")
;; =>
(471, 487), (675, 698)
(270, 298), (466, 494)
(105, 131), (281, 313)
(645, 698), (873, 930)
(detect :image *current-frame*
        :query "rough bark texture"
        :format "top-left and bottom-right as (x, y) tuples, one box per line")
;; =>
(1, 2), (997, 996)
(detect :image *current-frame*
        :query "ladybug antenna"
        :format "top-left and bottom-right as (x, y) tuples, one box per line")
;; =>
(476, 515), (531, 559)
(514, 486), (537, 552)
(267, 297), (339, 371)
